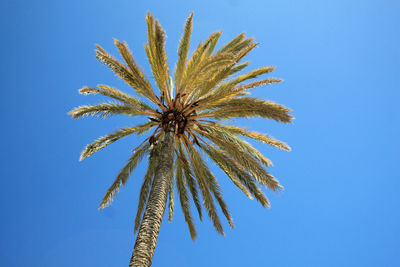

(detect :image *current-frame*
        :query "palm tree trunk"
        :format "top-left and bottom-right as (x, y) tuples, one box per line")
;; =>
(129, 122), (175, 267)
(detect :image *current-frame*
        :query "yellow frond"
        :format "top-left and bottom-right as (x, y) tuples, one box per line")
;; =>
(68, 102), (144, 119)
(207, 123), (291, 151)
(175, 13), (193, 91)
(80, 121), (156, 161)
(145, 13), (171, 106)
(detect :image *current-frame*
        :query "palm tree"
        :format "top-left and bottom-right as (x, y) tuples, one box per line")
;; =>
(69, 12), (293, 267)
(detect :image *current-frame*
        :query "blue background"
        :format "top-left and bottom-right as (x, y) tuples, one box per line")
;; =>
(1, 0), (399, 266)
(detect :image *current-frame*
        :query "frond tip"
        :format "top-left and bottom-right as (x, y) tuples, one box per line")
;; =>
(68, 102), (143, 119)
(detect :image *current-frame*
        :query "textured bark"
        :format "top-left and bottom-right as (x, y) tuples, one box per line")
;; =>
(129, 122), (175, 267)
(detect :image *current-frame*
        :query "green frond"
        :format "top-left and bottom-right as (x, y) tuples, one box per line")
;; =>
(200, 142), (270, 207)
(203, 97), (293, 123)
(134, 144), (160, 233)
(175, 154), (197, 239)
(80, 121), (156, 161)
(79, 85), (153, 111)
(175, 13), (193, 90)
(181, 137), (225, 235)
(99, 142), (150, 210)
(68, 102), (144, 119)
(208, 123), (290, 151)
(176, 140), (203, 220)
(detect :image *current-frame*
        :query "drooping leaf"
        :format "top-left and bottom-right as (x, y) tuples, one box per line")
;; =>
(99, 142), (150, 210)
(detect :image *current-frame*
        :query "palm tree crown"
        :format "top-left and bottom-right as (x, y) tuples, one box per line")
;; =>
(69, 12), (293, 266)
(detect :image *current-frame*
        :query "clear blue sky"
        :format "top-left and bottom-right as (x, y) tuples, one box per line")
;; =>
(1, 0), (399, 266)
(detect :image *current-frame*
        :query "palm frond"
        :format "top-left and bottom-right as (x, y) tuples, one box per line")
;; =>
(200, 141), (270, 207)
(208, 66), (276, 104)
(95, 44), (133, 85)
(233, 41), (259, 62)
(193, 147), (234, 228)
(211, 77), (282, 100)
(192, 126), (282, 191)
(181, 137), (224, 235)
(196, 53), (234, 75)
(229, 38), (256, 56)
(175, 13), (193, 90)
(188, 41), (258, 103)
(80, 121), (156, 161)
(79, 85), (154, 112)
(200, 97), (293, 123)
(217, 34), (258, 61)
(228, 61), (250, 76)
(216, 33), (245, 54)
(99, 142), (150, 210)
(205, 31), (221, 57)
(180, 32), (222, 96)
(206, 123), (290, 151)
(145, 13), (171, 105)
(175, 153), (197, 239)
(200, 143), (253, 200)
(192, 62), (236, 102)
(201, 124), (273, 167)
(233, 77), (282, 93)
(111, 39), (158, 103)
(176, 139), (203, 220)
(95, 45), (158, 104)
(68, 102), (145, 119)
(184, 53), (235, 102)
